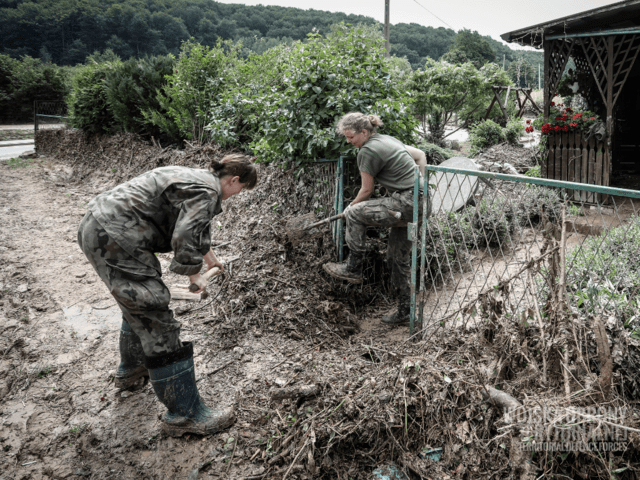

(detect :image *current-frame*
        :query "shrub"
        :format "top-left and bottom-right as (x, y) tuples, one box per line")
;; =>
(516, 185), (563, 226)
(144, 40), (239, 144)
(504, 118), (524, 145)
(0, 54), (70, 123)
(250, 29), (417, 163)
(104, 55), (175, 138)
(470, 196), (517, 247)
(68, 60), (120, 135)
(469, 119), (504, 156)
(417, 141), (457, 164)
(424, 211), (475, 283)
(566, 216), (640, 325)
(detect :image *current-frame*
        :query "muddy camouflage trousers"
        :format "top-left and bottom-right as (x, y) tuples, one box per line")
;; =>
(77, 212), (182, 356)
(345, 190), (424, 297)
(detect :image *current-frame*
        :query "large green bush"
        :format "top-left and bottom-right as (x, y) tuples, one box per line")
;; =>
(104, 55), (175, 138)
(468, 120), (504, 155)
(0, 54), (70, 123)
(144, 40), (239, 144)
(249, 29), (418, 162)
(68, 60), (120, 134)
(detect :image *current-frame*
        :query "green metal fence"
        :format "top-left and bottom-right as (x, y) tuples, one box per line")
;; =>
(409, 165), (640, 338)
(34, 101), (69, 132)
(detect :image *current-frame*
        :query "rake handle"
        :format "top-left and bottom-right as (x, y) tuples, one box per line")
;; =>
(304, 213), (345, 230)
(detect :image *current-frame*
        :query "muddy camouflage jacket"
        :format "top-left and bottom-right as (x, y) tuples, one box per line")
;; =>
(89, 166), (222, 276)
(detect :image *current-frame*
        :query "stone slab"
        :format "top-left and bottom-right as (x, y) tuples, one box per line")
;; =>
(429, 157), (479, 214)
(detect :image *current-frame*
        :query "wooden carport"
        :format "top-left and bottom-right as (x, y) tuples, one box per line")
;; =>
(501, 0), (640, 200)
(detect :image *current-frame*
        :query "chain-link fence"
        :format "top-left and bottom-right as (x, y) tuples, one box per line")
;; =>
(34, 101), (69, 131)
(409, 166), (640, 343)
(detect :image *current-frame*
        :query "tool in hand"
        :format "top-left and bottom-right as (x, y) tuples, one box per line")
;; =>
(285, 212), (345, 244)
(169, 256), (240, 301)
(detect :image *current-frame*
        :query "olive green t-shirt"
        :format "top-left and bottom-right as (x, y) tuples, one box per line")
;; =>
(357, 133), (421, 193)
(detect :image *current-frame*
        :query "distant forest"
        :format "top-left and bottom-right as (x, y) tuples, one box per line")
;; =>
(0, 0), (542, 73)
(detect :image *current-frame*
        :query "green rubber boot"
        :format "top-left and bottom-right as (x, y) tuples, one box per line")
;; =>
(146, 342), (235, 437)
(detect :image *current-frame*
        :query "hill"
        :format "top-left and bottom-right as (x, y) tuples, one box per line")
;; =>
(0, 0), (541, 70)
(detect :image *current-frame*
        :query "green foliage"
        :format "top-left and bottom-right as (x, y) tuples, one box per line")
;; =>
(444, 29), (496, 68)
(250, 29), (417, 163)
(524, 165), (541, 178)
(104, 55), (175, 138)
(0, 54), (70, 123)
(425, 211), (475, 282)
(0, 0), (540, 69)
(471, 197), (517, 247)
(469, 120), (505, 156)
(416, 141), (457, 164)
(504, 118), (524, 145)
(205, 43), (290, 148)
(412, 60), (511, 144)
(68, 60), (120, 135)
(144, 40), (239, 143)
(567, 216), (640, 326)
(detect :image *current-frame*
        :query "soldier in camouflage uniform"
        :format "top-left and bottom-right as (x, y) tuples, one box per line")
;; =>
(323, 113), (429, 325)
(77, 154), (257, 437)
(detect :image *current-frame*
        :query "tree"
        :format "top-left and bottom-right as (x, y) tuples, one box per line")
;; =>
(411, 59), (511, 144)
(445, 29), (495, 68)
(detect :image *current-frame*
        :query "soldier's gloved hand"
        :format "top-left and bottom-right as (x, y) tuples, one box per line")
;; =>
(189, 273), (207, 293)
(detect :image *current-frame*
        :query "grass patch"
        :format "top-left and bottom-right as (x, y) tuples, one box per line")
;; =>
(0, 129), (34, 142)
(6, 157), (33, 168)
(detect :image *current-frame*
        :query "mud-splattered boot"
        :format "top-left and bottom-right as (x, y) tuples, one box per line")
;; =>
(322, 252), (364, 284)
(382, 295), (411, 325)
(146, 342), (235, 437)
(114, 319), (149, 389)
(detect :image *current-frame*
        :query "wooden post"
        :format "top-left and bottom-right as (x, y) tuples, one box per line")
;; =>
(605, 35), (614, 189)
(543, 40), (551, 123)
(384, 0), (390, 58)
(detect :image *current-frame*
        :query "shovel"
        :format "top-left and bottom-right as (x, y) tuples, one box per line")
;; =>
(285, 212), (345, 244)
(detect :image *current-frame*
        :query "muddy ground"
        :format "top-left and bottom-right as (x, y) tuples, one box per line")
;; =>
(2, 130), (640, 480)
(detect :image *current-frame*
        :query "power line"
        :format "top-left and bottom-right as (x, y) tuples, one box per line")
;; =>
(410, 0), (454, 30)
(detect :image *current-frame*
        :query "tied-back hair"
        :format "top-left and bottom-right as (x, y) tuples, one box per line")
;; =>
(209, 153), (258, 190)
(336, 112), (384, 135)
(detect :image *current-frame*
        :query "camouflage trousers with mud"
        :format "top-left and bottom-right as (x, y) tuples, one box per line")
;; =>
(344, 190), (427, 298)
(77, 212), (182, 356)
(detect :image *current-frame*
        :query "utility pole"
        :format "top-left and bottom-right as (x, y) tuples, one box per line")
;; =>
(384, 0), (390, 58)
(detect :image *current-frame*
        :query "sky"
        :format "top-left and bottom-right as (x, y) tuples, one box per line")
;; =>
(216, 0), (622, 47)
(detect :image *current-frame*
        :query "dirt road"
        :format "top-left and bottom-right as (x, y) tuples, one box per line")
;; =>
(0, 158), (308, 479)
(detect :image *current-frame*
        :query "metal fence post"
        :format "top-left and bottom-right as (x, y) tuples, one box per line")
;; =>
(418, 165), (429, 329)
(337, 156), (345, 262)
(34, 101), (38, 133)
(409, 165), (420, 335)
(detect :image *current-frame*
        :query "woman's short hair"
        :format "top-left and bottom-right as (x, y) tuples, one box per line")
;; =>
(209, 154), (258, 190)
(336, 112), (384, 135)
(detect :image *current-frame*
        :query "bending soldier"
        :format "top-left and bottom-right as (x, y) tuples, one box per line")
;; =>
(77, 154), (257, 437)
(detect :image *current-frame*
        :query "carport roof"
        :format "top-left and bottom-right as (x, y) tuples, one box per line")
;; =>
(501, 0), (640, 47)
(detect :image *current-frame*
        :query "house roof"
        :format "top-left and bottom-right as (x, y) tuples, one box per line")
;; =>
(501, 0), (640, 47)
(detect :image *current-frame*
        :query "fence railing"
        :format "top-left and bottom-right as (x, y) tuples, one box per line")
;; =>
(409, 165), (640, 338)
(34, 101), (69, 132)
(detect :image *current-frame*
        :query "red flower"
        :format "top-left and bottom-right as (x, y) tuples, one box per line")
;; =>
(573, 113), (582, 119)
(550, 102), (555, 106)
(565, 108), (573, 113)
(561, 115), (568, 121)
(590, 116), (596, 120)
(554, 126), (561, 132)
(570, 122), (577, 127)
(526, 119), (531, 124)
(555, 116), (561, 121)
(562, 125), (569, 132)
